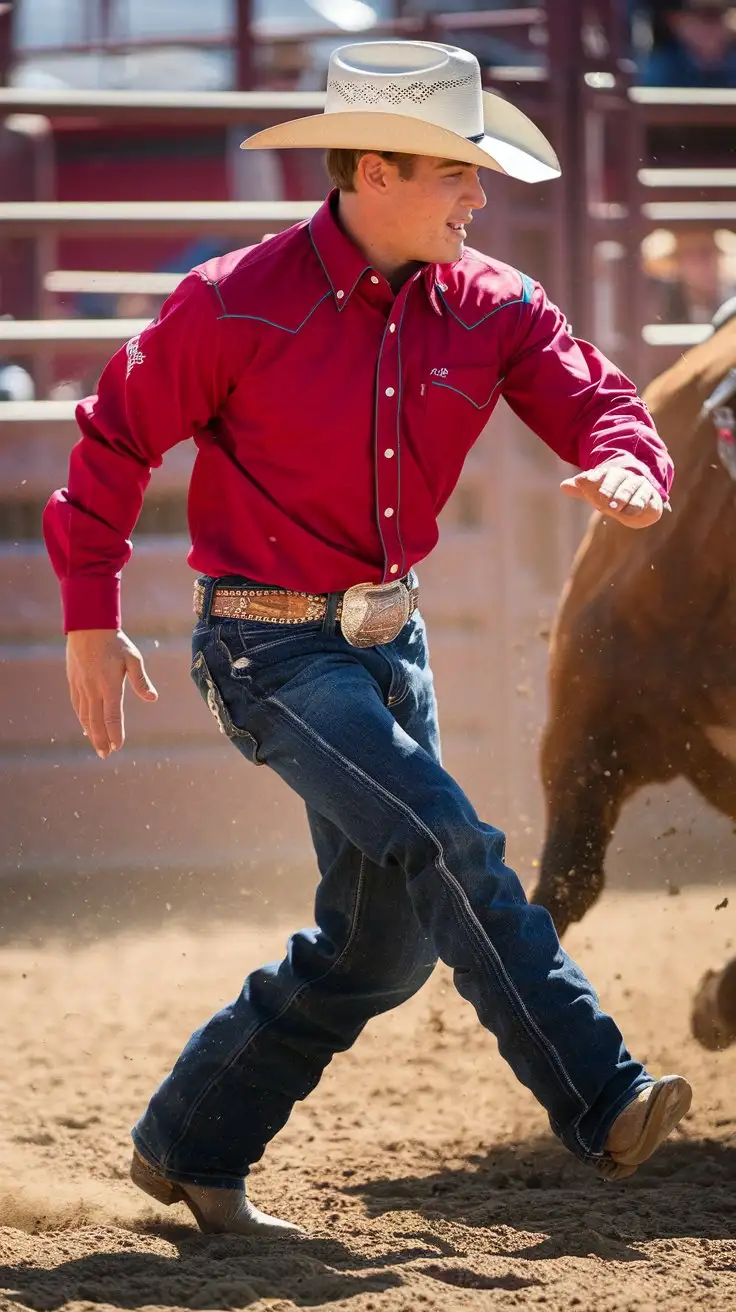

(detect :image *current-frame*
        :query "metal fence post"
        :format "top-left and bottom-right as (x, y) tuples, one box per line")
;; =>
(0, 1), (13, 87)
(235, 0), (254, 91)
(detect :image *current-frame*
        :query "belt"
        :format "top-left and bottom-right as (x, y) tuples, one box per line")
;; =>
(194, 576), (419, 648)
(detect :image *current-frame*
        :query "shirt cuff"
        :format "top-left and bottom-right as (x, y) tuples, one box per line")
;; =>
(61, 576), (121, 633)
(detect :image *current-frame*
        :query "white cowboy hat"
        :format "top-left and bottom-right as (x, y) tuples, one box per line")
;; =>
(240, 40), (561, 185)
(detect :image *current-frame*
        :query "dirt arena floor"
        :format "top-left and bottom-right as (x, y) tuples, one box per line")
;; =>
(0, 885), (734, 1312)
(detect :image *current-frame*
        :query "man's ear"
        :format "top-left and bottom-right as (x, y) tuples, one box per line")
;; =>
(355, 152), (394, 195)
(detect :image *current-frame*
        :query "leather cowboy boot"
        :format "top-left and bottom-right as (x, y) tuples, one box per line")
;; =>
(130, 1148), (301, 1236)
(598, 1075), (692, 1181)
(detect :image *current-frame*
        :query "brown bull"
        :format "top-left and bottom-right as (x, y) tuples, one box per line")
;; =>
(530, 305), (736, 942)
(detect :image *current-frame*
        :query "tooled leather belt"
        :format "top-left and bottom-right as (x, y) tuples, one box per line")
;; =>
(193, 576), (419, 648)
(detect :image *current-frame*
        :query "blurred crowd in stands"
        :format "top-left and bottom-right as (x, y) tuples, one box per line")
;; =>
(634, 0), (736, 86)
(3, 0), (735, 404)
(11, 2), (736, 94)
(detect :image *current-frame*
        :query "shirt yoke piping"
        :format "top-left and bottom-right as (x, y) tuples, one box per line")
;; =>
(214, 289), (333, 333)
(438, 285), (533, 331)
(199, 240), (330, 331)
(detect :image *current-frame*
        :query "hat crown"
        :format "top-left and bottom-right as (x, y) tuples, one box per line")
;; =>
(325, 41), (484, 138)
(240, 39), (561, 187)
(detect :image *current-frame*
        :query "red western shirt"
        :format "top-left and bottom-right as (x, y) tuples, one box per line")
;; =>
(44, 191), (673, 632)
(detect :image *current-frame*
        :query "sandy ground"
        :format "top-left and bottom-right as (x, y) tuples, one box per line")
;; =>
(0, 887), (734, 1312)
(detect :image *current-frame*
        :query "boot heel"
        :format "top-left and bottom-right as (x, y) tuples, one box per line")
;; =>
(130, 1150), (184, 1207)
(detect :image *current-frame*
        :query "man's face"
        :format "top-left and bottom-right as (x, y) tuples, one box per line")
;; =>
(671, 10), (732, 62)
(382, 154), (488, 264)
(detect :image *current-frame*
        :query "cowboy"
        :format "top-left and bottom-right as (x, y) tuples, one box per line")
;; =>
(44, 41), (691, 1235)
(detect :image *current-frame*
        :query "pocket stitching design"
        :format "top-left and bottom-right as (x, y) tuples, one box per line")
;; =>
(191, 650), (263, 763)
(429, 375), (505, 410)
(240, 624), (321, 652)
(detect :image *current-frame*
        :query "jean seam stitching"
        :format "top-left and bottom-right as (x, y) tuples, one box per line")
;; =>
(268, 697), (589, 1142)
(161, 855), (369, 1171)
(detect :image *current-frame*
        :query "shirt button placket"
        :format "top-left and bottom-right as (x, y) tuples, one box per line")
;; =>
(375, 299), (403, 582)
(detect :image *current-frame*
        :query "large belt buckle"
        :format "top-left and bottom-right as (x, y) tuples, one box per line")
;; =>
(340, 580), (410, 648)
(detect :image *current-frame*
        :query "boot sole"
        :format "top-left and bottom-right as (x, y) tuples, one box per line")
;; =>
(601, 1076), (692, 1181)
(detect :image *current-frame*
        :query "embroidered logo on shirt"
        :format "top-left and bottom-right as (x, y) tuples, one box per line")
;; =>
(430, 367), (449, 378)
(126, 335), (145, 377)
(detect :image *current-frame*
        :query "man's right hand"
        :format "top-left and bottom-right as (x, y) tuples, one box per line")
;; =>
(66, 629), (158, 758)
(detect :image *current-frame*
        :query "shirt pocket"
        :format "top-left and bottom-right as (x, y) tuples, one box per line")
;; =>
(421, 365), (504, 502)
(425, 364), (504, 416)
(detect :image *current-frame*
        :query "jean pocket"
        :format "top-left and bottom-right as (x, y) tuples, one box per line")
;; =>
(190, 650), (264, 765)
(213, 620), (324, 681)
(235, 619), (323, 658)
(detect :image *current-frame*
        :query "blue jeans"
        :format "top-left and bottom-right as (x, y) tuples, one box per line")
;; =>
(132, 576), (651, 1187)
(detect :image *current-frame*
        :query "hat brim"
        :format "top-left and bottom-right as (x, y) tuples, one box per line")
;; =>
(240, 93), (561, 185)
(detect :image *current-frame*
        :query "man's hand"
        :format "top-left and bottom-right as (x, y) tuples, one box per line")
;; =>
(66, 629), (158, 758)
(560, 463), (666, 528)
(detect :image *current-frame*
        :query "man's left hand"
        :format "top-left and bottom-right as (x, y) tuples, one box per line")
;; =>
(560, 464), (666, 529)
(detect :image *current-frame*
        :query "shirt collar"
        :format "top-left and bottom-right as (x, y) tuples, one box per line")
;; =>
(308, 191), (371, 312)
(309, 190), (444, 316)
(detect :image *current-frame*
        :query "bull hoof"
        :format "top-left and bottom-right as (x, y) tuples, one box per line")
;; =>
(690, 957), (736, 1051)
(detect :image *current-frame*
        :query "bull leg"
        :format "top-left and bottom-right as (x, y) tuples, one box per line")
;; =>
(532, 731), (736, 938)
(669, 736), (736, 1050)
(530, 732), (631, 937)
